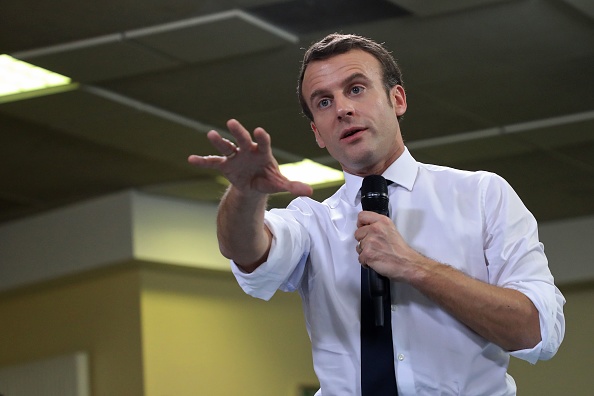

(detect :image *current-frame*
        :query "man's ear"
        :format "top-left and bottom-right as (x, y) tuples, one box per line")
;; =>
(391, 85), (407, 118)
(311, 122), (326, 148)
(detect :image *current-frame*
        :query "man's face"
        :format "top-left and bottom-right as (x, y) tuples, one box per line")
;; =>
(302, 49), (407, 176)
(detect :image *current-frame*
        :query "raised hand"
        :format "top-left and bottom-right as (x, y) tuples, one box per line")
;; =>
(188, 119), (313, 197)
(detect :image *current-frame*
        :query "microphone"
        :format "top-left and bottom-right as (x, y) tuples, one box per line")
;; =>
(361, 175), (391, 327)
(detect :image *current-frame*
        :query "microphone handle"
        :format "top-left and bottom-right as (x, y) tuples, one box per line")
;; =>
(369, 271), (387, 326)
(368, 207), (390, 326)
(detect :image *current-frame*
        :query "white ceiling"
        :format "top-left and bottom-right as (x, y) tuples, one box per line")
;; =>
(1, 0), (593, 223)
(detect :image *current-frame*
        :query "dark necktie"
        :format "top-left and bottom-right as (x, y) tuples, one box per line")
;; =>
(360, 180), (398, 395)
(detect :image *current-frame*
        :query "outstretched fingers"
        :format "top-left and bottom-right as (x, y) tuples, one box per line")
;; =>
(187, 118), (313, 197)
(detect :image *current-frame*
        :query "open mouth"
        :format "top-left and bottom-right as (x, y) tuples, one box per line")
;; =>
(341, 127), (366, 139)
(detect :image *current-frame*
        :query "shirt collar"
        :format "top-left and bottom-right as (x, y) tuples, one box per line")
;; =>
(343, 146), (419, 206)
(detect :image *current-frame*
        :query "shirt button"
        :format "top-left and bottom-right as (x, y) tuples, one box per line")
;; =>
(397, 354), (405, 361)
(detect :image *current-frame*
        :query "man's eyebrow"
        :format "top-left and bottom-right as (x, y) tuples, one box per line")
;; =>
(309, 72), (371, 104)
(343, 72), (370, 87)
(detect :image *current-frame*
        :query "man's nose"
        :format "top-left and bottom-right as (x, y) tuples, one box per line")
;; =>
(336, 97), (354, 120)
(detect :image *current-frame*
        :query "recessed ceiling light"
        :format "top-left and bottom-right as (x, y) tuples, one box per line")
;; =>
(279, 159), (344, 187)
(0, 54), (75, 103)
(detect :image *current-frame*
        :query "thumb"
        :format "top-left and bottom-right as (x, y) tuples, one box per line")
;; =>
(285, 180), (313, 197)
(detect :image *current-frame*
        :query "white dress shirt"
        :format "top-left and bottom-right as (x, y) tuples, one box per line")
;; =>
(232, 147), (565, 396)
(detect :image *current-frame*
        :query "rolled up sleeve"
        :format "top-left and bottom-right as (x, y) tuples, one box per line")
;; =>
(231, 206), (311, 301)
(483, 173), (566, 363)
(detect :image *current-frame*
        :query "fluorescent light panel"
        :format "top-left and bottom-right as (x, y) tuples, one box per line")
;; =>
(0, 54), (73, 99)
(216, 159), (343, 189)
(279, 159), (344, 187)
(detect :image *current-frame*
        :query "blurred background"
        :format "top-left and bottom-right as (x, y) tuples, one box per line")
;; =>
(0, 0), (593, 395)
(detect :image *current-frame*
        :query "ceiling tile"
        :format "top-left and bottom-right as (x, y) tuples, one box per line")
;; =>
(0, 113), (201, 223)
(0, 88), (215, 167)
(128, 10), (297, 63)
(12, 36), (180, 83)
(560, 0), (594, 20)
(388, 0), (515, 16)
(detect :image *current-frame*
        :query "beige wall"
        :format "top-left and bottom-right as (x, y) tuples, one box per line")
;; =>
(140, 266), (317, 396)
(0, 264), (317, 396)
(0, 267), (144, 396)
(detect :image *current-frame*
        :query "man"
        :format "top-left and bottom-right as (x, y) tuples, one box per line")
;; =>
(188, 33), (565, 395)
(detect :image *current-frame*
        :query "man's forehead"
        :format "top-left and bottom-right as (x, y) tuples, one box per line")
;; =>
(303, 50), (381, 90)
(305, 49), (380, 72)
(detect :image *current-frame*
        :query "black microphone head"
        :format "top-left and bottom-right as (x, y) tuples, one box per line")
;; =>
(361, 175), (389, 214)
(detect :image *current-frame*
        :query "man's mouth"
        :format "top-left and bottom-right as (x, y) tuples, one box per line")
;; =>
(341, 127), (366, 140)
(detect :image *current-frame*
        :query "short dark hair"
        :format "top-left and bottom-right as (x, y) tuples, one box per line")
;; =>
(297, 33), (405, 122)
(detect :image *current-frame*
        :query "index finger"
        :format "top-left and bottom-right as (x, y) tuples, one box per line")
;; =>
(226, 119), (257, 151)
(205, 130), (237, 156)
(356, 211), (385, 228)
(253, 127), (272, 155)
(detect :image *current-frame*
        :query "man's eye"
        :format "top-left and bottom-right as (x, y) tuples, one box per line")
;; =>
(319, 98), (331, 108)
(351, 86), (363, 94)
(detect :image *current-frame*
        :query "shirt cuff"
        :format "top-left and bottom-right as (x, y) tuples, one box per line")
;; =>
(507, 281), (566, 364)
(231, 210), (309, 301)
